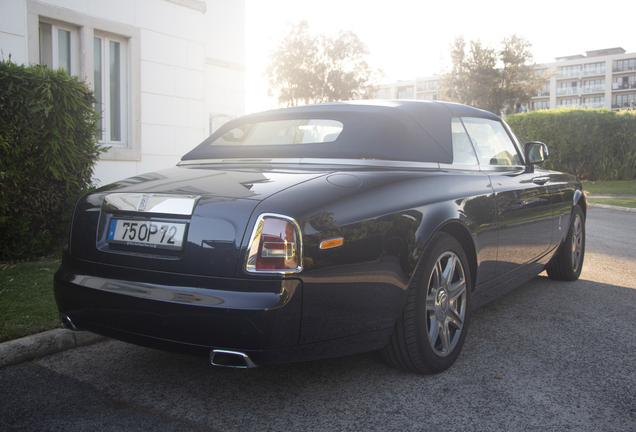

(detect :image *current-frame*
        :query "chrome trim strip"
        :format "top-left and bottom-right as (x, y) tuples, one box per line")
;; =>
(299, 158), (440, 169)
(478, 165), (527, 173)
(70, 275), (285, 309)
(245, 213), (303, 275)
(178, 158), (440, 170)
(103, 193), (200, 215)
(178, 158), (302, 166)
(439, 163), (482, 172)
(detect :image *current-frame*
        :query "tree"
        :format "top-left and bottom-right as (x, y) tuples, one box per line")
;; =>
(438, 35), (546, 115)
(0, 60), (103, 260)
(265, 21), (377, 107)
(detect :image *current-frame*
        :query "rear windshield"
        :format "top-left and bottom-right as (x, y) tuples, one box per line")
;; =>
(211, 119), (343, 146)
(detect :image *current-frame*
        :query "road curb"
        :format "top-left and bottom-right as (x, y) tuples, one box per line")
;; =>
(0, 329), (107, 368)
(588, 203), (636, 212)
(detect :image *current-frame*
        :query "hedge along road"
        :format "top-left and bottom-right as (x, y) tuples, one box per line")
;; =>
(1, 208), (635, 432)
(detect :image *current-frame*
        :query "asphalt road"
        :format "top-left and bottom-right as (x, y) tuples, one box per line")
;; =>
(1, 208), (635, 431)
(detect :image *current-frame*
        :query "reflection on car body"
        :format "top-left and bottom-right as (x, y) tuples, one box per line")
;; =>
(55, 100), (586, 374)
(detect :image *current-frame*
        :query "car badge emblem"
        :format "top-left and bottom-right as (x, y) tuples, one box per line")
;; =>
(137, 194), (150, 211)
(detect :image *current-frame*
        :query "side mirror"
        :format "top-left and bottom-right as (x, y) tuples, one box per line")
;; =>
(525, 142), (549, 165)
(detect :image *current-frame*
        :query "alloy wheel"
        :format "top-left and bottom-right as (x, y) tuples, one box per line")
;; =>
(425, 251), (467, 357)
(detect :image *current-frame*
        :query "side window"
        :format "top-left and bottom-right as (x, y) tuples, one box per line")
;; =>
(461, 117), (522, 166)
(451, 118), (478, 164)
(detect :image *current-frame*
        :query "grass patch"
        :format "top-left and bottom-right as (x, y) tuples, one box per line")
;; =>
(0, 257), (62, 342)
(581, 180), (636, 195)
(588, 198), (636, 208)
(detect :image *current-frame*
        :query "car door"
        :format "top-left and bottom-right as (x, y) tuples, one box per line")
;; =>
(460, 117), (553, 277)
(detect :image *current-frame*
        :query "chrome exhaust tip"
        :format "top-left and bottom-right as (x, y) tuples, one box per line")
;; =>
(210, 350), (257, 368)
(59, 313), (81, 331)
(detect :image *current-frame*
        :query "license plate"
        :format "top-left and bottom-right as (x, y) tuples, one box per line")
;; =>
(107, 219), (187, 250)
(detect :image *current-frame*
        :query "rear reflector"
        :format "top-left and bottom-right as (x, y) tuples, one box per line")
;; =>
(245, 214), (302, 274)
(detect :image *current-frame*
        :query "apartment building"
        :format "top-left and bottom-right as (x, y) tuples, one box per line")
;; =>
(373, 74), (440, 102)
(373, 48), (636, 112)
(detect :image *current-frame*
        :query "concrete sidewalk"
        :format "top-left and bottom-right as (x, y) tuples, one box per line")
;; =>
(587, 194), (636, 212)
(588, 202), (636, 212)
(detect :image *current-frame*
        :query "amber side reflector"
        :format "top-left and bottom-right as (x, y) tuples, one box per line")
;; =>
(583, 190), (590, 209)
(320, 237), (344, 250)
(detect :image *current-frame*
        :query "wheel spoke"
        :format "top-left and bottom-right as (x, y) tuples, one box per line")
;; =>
(427, 266), (440, 311)
(447, 307), (464, 330)
(441, 255), (456, 288)
(426, 292), (437, 311)
(448, 278), (466, 300)
(428, 318), (441, 347)
(439, 321), (451, 353)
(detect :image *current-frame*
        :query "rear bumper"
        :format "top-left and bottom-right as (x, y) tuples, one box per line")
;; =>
(54, 254), (303, 360)
(54, 254), (393, 365)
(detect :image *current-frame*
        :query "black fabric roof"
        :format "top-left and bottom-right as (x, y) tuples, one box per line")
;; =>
(181, 100), (500, 164)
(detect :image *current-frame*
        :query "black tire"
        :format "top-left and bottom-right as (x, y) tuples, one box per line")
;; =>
(547, 206), (585, 281)
(382, 233), (471, 374)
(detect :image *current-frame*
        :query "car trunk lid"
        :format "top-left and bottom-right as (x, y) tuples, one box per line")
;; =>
(70, 165), (328, 278)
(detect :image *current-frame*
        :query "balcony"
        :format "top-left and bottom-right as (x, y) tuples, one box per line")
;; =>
(613, 64), (636, 73)
(612, 101), (635, 109)
(582, 101), (605, 109)
(536, 90), (550, 97)
(558, 69), (581, 78)
(612, 83), (636, 91)
(556, 87), (580, 96)
(417, 83), (438, 92)
(582, 85), (605, 94)
(398, 91), (414, 99)
(583, 67), (606, 76)
(531, 103), (550, 111)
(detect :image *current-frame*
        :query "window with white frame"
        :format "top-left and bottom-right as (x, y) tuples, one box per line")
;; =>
(28, 1), (140, 161)
(93, 34), (128, 145)
(38, 21), (78, 76)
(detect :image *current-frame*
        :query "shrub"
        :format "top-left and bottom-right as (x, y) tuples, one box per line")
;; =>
(0, 60), (104, 261)
(505, 108), (636, 180)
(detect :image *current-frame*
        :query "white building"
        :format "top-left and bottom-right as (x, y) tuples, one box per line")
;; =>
(372, 75), (440, 102)
(373, 48), (636, 113)
(531, 48), (635, 112)
(0, 0), (245, 185)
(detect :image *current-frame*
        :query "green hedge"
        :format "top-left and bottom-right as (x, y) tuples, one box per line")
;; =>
(0, 61), (103, 261)
(505, 108), (636, 181)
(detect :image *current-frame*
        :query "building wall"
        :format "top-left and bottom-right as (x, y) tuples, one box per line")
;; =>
(0, 0), (245, 186)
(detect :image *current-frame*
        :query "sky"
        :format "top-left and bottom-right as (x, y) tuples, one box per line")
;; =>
(244, 0), (632, 114)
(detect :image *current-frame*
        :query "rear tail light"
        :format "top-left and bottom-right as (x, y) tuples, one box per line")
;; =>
(245, 214), (302, 274)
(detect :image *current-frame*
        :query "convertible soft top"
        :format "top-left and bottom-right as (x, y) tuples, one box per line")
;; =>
(181, 100), (500, 164)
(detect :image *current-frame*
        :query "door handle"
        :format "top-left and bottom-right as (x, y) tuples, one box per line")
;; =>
(532, 176), (550, 185)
